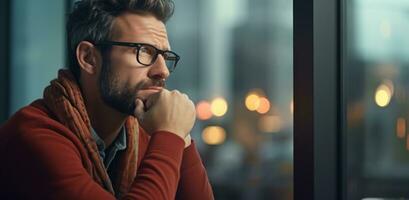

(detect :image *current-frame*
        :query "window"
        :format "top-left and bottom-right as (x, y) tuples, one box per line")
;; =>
(343, 0), (409, 198)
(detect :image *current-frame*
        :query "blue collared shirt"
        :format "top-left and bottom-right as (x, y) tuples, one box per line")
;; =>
(91, 126), (127, 169)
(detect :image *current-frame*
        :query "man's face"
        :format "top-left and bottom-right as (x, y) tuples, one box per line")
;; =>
(98, 12), (171, 115)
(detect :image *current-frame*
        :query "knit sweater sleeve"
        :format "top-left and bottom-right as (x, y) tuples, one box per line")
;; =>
(122, 131), (185, 200)
(175, 141), (215, 200)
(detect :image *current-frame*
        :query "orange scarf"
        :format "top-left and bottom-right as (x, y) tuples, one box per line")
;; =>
(43, 69), (139, 197)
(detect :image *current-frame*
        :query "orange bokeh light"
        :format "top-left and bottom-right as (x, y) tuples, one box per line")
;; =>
(202, 126), (226, 145)
(256, 97), (270, 114)
(196, 101), (212, 120)
(397, 118), (406, 139)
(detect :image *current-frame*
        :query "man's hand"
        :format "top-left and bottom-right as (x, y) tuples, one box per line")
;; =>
(134, 89), (196, 140)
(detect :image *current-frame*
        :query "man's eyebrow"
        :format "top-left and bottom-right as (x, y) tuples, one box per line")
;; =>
(165, 43), (172, 51)
(153, 41), (170, 51)
(158, 44), (170, 51)
(140, 41), (170, 51)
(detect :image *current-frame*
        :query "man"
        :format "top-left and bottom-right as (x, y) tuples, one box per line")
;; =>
(0, 0), (214, 199)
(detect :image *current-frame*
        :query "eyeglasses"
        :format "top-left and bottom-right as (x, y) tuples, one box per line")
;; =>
(96, 41), (180, 72)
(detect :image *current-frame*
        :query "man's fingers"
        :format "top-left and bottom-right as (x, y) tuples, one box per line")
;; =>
(145, 89), (166, 111)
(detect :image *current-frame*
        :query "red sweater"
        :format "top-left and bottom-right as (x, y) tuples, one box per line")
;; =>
(0, 100), (214, 200)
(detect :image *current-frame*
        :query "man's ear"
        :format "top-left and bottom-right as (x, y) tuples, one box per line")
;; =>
(76, 41), (100, 75)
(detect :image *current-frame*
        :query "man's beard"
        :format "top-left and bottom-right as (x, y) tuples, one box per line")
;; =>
(98, 58), (166, 116)
(99, 60), (139, 116)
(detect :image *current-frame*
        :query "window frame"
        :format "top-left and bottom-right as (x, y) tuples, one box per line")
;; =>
(294, 0), (342, 199)
(0, 0), (11, 123)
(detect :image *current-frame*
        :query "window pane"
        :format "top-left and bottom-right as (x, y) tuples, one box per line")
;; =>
(343, 0), (409, 199)
(167, 0), (293, 199)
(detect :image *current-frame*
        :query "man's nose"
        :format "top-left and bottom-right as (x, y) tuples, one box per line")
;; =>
(147, 55), (170, 80)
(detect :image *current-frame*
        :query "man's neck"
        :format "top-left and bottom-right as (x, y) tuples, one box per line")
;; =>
(81, 86), (127, 148)
(88, 104), (127, 148)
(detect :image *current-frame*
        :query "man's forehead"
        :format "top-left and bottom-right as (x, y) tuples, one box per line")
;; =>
(111, 12), (170, 49)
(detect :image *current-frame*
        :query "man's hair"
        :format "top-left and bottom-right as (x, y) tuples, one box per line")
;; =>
(66, 0), (175, 80)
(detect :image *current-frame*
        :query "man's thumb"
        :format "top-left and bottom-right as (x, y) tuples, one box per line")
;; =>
(134, 98), (145, 121)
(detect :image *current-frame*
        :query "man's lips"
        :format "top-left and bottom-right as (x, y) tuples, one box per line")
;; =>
(139, 87), (163, 95)
(142, 86), (163, 91)
(136, 87), (163, 102)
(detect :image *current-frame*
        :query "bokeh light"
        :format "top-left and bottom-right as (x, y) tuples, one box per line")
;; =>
(202, 126), (226, 145)
(196, 101), (212, 120)
(211, 97), (228, 117)
(256, 97), (271, 114)
(245, 93), (260, 111)
(290, 99), (294, 115)
(397, 118), (406, 139)
(375, 84), (392, 107)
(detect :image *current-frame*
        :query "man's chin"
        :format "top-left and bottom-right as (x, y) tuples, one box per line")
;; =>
(101, 97), (135, 117)
(114, 104), (135, 116)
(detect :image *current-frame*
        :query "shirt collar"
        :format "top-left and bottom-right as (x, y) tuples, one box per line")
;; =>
(90, 126), (127, 152)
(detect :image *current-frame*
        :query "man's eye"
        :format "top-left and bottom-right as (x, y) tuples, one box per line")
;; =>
(140, 46), (155, 55)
